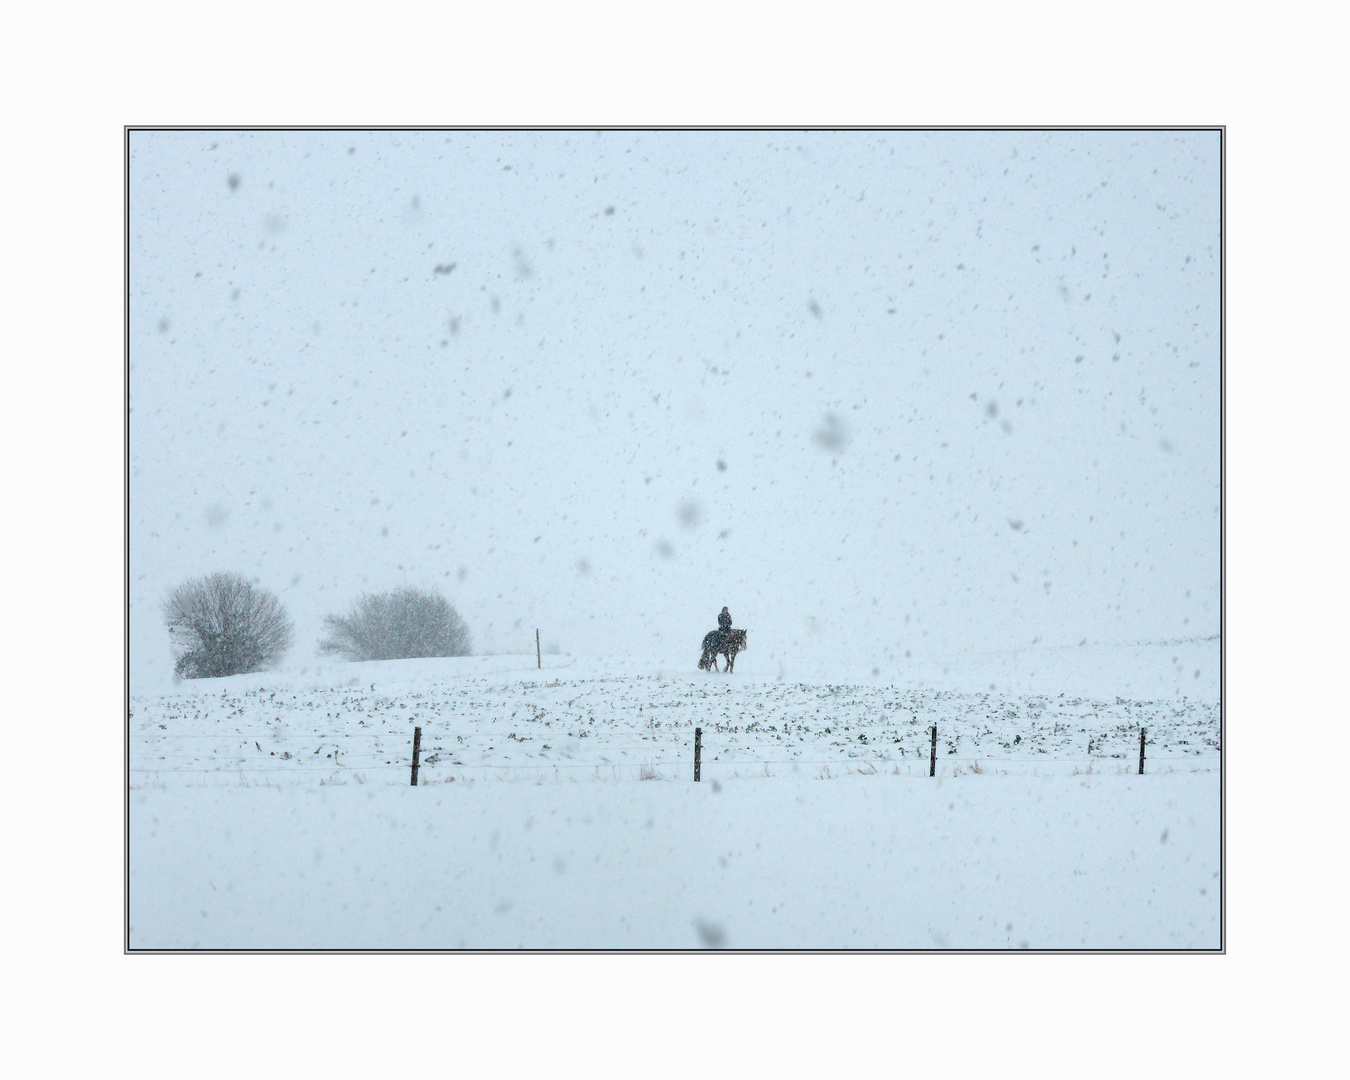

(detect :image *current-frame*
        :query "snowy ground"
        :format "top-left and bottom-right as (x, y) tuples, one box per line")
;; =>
(130, 652), (1219, 786)
(131, 773), (1218, 949)
(129, 652), (1221, 949)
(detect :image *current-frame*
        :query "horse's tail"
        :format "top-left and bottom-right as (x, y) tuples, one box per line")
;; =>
(699, 630), (721, 671)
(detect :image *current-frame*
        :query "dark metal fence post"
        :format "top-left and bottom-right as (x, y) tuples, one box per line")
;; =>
(930, 725), (937, 777)
(536, 628), (541, 669)
(1139, 727), (1146, 775)
(411, 726), (422, 786)
(694, 727), (702, 782)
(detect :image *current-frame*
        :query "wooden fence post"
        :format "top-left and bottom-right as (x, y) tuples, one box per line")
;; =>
(411, 726), (422, 786)
(536, 628), (541, 669)
(1139, 727), (1146, 775)
(930, 725), (937, 777)
(694, 727), (702, 782)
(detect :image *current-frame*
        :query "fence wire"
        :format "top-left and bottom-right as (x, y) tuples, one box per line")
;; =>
(129, 753), (1221, 776)
(131, 714), (1219, 781)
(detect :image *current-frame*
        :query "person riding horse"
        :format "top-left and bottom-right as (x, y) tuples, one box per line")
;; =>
(699, 607), (747, 671)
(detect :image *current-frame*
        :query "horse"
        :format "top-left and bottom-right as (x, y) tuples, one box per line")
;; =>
(699, 628), (747, 672)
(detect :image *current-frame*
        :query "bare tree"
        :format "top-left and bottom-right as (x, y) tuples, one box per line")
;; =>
(319, 587), (472, 662)
(163, 572), (295, 678)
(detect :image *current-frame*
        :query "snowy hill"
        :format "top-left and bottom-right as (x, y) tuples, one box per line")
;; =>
(131, 648), (1217, 787)
(129, 650), (1219, 949)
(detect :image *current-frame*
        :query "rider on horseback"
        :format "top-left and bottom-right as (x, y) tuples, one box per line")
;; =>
(700, 607), (746, 672)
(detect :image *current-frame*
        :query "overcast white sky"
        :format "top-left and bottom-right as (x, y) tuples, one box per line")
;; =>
(129, 129), (1219, 685)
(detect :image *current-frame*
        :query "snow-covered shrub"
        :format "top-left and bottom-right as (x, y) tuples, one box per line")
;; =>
(163, 572), (294, 678)
(319, 586), (472, 662)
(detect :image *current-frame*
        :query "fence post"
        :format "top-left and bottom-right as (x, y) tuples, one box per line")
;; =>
(694, 727), (702, 782)
(536, 628), (541, 669)
(1138, 727), (1146, 775)
(930, 725), (937, 777)
(411, 726), (422, 786)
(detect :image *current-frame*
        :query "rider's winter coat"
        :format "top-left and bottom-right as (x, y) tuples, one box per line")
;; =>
(718, 608), (733, 632)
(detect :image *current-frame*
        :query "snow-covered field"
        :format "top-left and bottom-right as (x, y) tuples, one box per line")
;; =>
(131, 653), (1218, 786)
(129, 650), (1220, 949)
(131, 772), (1217, 950)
